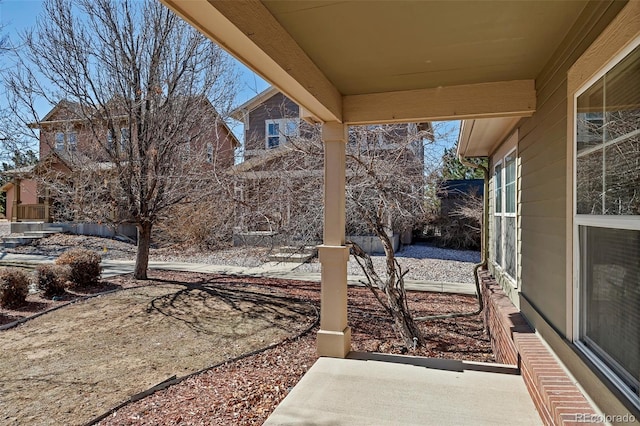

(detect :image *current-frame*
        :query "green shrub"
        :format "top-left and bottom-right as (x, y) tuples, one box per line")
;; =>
(35, 264), (70, 298)
(55, 249), (102, 288)
(0, 268), (30, 308)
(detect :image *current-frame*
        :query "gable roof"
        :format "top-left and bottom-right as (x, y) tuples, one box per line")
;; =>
(230, 86), (280, 122)
(29, 100), (89, 128)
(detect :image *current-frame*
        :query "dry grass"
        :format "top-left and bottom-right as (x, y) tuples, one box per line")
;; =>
(0, 273), (315, 426)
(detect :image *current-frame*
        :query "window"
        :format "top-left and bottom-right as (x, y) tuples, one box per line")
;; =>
(120, 128), (129, 152)
(493, 150), (517, 282)
(206, 143), (213, 163)
(67, 132), (77, 151)
(574, 39), (640, 404)
(266, 121), (280, 148)
(265, 118), (299, 149)
(54, 132), (65, 151)
(494, 162), (503, 267)
(107, 129), (115, 151)
(54, 131), (77, 151)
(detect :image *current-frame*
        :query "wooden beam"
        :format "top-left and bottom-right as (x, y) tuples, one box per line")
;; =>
(160, 0), (342, 123)
(343, 80), (536, 124)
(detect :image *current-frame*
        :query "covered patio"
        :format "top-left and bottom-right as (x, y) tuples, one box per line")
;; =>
(264, 354), (540, 425)
(156, 0), (636, 423)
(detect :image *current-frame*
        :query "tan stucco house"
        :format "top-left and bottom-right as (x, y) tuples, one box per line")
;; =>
(159, 0), (639, 422)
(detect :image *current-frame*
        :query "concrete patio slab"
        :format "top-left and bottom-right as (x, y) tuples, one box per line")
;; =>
(265, 353), (541, 426)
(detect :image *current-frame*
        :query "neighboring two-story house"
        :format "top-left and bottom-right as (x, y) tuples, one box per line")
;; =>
(2, 99), (239, 223)
(229, 87), (429, 250)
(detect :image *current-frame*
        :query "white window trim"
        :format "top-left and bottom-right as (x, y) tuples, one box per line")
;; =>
(67, 132), (77, 151)
(493, 158), (503, 264)
(492, 147), (518, 287)
(571, 33), (640, 408)
(54, 131), (77, 151)
(54, 132), (65, 151)
(265, 118), (299, 149)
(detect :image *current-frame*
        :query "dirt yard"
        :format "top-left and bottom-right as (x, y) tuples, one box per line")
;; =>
(0, 274), (316, 426)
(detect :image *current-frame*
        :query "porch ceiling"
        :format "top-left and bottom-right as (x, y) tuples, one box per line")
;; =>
(160, 0), (587, 125)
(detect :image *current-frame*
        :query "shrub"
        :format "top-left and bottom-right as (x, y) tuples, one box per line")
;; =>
(35, 264), (70, 298)
(0, 268), (30, 308)
(55, 249), (102, 288)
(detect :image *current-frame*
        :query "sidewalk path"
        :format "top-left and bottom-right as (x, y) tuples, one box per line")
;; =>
(0, 253), (477, 296)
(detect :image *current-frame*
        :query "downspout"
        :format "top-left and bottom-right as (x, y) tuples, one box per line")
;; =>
(415, 154), (488, 321)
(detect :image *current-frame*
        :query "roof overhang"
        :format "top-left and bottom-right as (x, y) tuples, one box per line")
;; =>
(457, 117), (521, 158)
(160, 0), (590, 128)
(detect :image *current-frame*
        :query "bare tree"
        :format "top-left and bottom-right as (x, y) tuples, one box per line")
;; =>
(345, 124), (429, 349)
(232, 121), (432, 349)
(4, 0), (238, 279)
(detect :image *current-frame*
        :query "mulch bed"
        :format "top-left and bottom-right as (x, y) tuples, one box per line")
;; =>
(2, 270), (492, 425)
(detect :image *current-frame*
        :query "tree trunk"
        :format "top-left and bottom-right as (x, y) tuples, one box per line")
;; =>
(134, 221), (152, 280)
(377, 229), (425, 349)
(350, 234), (424, 350)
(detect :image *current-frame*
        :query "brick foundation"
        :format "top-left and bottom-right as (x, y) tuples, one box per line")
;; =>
(479, 271), (603, 426)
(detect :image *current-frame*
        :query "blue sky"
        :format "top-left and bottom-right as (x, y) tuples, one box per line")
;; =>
(0, 0), (269, 128)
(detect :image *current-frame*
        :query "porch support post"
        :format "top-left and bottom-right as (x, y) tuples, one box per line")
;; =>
(11, 178), (21, 222)
(317, 122), (351, 358)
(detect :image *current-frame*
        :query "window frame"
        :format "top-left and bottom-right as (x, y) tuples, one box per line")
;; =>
(492, 147), (518, 286)
(571, 34), (640, 408)
(265, 118), (299, 149)
(54, 132), (65, 151)
(107, 129), (115, 151)
(67, 132), (77, 151)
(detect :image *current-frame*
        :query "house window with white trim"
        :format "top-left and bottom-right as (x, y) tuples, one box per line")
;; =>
(54, 131), (77, 151)
(265, 118), (299, 149)
(67, 132), (77, 151)
(54, 132), (65, 151)
(493, 150), (517, 283)
(574, 39), (639, 403)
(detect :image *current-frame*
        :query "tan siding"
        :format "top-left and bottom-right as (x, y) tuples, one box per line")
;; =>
(517, 1), (627, 336)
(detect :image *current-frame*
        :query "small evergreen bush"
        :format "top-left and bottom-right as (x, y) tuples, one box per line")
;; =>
(35, 264), (70, 298)
(55, 249), (102, 288)
(0, 268), (30, 308)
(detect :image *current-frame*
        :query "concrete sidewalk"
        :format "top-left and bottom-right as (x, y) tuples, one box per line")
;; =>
(0, 252), (477, 295)
(265, 354), (541, 425)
